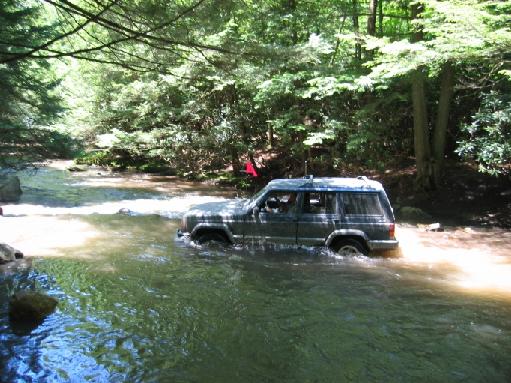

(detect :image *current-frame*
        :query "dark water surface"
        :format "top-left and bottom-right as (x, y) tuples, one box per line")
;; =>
(1, 164), (511, 382)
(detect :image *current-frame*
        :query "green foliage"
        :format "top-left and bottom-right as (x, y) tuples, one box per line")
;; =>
(457, 91), (511, 175)
(2, 0), (510, 181)
(0, 0), (71, 167)
(70, 0), (508, 177)
(361, 0), (511, 88)
(75, 150), (113, 167)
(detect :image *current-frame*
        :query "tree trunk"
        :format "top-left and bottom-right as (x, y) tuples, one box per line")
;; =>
(378, 0), (383, 36)
(410, 2), (433, 190)
(432, 61), (455, 185)
(267, 121), (274, 148)
(330, 12), (347, 66)
(288, 0), (298, 44)
(410, 3), (424, 42)
(411, 69), (433, 190)
(230, 147), (241, 174)
(367, 0), (377, 36)
(352, 0), (361, 61)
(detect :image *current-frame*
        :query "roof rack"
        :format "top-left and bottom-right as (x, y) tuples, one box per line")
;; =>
(303, 175), (314, 186)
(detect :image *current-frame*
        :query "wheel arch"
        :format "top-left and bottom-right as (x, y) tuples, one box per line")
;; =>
(191, 224), (234, 243)
(325, 230), (370, 252)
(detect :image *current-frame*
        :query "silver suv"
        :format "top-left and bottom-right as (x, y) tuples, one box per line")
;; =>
(178, 176), (398, 255)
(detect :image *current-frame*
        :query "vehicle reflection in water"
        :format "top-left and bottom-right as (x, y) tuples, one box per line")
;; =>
(1, 162), (511, 382)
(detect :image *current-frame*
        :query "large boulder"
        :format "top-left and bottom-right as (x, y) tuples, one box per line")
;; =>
(0, 243), (23, 264)
(9, 291), (58, 323)
(0, 175), (22, 202)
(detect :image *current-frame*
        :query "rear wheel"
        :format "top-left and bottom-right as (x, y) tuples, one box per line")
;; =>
(196, 232), (230, 247)
(332, 238), (368, 256)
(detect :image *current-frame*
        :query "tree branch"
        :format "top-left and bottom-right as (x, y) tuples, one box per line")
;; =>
(46, 0), (232, 53)
(0, 0), (117, 64)
(1, 0), (231, 67)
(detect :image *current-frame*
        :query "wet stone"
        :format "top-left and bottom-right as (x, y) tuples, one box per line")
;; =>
(425, 223), (444, 232)
(9, 291), (58, 324)
(0, 243), (23, 264)
(118, 208), (133, 215)
(66, 165), (88, 172)
(0, 175), (22, 202)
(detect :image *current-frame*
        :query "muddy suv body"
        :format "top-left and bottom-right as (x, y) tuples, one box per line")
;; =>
(179, 176), (398, 255)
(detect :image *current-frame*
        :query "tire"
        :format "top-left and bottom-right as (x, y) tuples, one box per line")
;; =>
(332, 238), (368, 256)
(196, 232), (229, 247)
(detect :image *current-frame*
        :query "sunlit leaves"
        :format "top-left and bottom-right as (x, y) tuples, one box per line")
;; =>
(303, 119), (347, 146)
(363, 0), (511, 87)
(5, 0), (506, 177)
(457, 91), (511, 175)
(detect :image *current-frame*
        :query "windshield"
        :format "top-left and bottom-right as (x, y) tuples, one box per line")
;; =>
(246, 185), (269, 207)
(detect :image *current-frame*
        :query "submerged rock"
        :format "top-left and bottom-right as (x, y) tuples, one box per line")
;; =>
(117, 207), (133, 215)
(0, 257), (32, 275)
(426, 223), (444, 232)
(67, 165), (88, 172)
(0, 243), (23, 264)
(417, 222), (445, 232)
(0, 175), (22, 202)
(9, 291), (58, 323)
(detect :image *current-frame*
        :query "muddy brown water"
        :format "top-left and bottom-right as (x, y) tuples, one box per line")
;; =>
(1, 162), (511, 382)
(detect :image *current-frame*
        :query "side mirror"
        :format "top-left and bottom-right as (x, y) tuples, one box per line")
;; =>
(252, 207), (259, 216)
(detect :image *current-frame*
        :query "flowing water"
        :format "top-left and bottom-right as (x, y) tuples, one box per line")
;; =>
(1, 162), (511, 382)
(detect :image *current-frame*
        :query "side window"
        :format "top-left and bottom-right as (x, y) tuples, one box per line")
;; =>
(342, 193), (383, 216)
(260, 191), (298, 214)
(302, 192), (337, 214)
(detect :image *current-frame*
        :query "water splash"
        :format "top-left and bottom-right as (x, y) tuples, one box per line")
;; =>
(391, 226), (511, 295)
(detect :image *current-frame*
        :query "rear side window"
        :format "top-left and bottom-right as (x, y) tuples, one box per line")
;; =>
(302, 192), (337, 214)
(341, 193), (384, 216)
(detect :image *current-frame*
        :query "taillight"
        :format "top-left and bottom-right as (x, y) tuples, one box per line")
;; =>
(389, 223), (395, 240)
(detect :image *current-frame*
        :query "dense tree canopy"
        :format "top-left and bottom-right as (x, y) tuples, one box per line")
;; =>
(0, 0), (70, 166)
(1, 0), (510, 187)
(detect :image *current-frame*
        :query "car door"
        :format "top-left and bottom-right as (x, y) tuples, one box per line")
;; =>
(296, 191), (340, 246)
(243, 191), (299, 245)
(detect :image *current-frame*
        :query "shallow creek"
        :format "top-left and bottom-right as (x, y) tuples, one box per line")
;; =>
(1, 162), (511, 382)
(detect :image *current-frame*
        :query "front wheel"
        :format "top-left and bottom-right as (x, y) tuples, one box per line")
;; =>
(196, 232), (230, 247)
(332, 238), (368, 256)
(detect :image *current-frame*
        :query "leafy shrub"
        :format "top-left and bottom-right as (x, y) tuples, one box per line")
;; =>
(75, 150), (114, 166)
(457, 91), (511, 175)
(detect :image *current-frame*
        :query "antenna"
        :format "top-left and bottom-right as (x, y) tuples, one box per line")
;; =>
(357, 176), (369, 188)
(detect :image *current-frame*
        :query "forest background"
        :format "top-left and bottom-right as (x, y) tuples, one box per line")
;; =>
(1, 0), (510, 195)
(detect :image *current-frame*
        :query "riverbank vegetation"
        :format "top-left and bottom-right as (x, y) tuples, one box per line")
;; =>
(1, 0), (510, 189)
